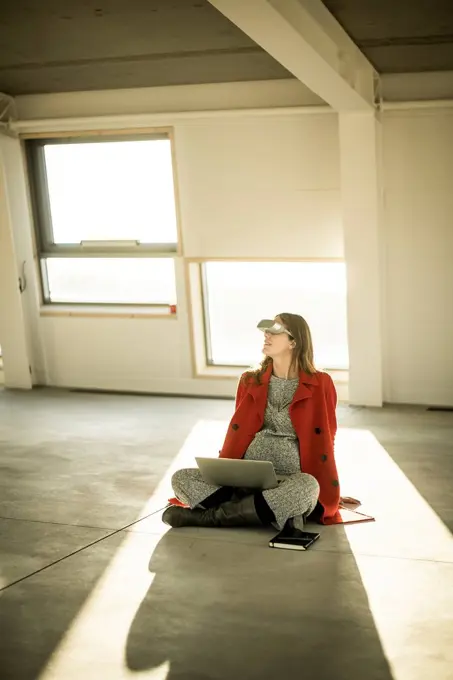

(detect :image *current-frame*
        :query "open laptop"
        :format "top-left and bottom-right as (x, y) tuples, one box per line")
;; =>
(196, 457), (279, 490)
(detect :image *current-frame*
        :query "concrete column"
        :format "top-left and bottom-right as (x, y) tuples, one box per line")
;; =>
(0, 136), (45, 388)
(0, 156), (32, 388)
(339, 111), (383, 406)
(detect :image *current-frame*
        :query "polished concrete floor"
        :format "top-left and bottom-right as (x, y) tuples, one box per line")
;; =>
(0, 388), (452, 680)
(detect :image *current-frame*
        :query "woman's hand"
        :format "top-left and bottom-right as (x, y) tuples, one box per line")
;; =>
(340, 496), (361, 508)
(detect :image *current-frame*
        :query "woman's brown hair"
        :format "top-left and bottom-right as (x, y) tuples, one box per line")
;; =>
(241, 313), (317, 385)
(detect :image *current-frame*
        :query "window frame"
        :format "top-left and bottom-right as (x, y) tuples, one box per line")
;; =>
(200, 263), (216, 367)
(24, 128), (182, 308)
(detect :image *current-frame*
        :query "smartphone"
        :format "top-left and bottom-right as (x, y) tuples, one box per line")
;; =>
(269, 525), (320, 551)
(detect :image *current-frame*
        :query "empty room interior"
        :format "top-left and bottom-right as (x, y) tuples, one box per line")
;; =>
(1, 1), (453, 679)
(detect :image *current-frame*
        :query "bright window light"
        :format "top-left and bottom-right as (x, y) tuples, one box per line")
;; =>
(27, 135), (179, 306)
(44, 139), (177, 245)
(44, 258), (176, 305)
(203, 261), (349, 369)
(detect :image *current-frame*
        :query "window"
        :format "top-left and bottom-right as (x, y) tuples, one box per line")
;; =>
(42, 258), (176, 305)
(202, 261), (349, 370)
(27, 132), (178, 306)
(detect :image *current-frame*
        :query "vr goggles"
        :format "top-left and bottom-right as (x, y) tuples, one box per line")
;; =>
(257, 319), (291, 336)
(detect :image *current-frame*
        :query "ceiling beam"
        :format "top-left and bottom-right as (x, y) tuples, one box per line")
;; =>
(207, 0), (378, 111)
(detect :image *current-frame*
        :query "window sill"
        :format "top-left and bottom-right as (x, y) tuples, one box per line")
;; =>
(196, 365), (243, 380)
(195, 365), (349, 383)
(323, 369), (349, 384)
(39, 305), (178, 319)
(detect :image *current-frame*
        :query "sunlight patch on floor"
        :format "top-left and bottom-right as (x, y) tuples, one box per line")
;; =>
(39, 531), (162, 680)
(136, 418), (227, 518)
(37, 422), (453, 680)
(38, 419), (224, 680)
(336, 428), (452, 561)
(336, 428), (453, 680)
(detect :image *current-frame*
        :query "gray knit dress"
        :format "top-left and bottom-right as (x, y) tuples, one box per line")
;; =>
(171, 375), (320, 529)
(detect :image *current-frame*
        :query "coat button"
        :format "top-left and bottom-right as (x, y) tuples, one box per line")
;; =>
(232, 423), (240, 431)
(321, 454), (328, 462)
(331, 479), (339, 487)
(315, 427), (322, 434)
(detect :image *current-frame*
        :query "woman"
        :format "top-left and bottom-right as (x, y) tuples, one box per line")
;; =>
(163, 313), (347, 530)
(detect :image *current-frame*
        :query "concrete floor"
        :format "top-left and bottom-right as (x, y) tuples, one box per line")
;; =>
(0, 388), (452, 680)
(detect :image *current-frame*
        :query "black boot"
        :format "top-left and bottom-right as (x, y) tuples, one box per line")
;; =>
(162, 495), (262, 528)
(200, 486), (234, 509)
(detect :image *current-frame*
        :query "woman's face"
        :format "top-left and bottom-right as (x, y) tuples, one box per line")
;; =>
(262, 317), (294, 359)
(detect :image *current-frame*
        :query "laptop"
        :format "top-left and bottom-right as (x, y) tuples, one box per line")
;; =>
(196, 457), (279, 490)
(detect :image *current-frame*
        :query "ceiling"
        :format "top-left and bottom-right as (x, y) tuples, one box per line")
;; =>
(0, 0), (290, 96)
(322, 0), (453, 73)
(0, 0), (452, 96)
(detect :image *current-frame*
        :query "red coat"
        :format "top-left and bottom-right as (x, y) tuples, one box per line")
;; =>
(219, 364), (342, 524)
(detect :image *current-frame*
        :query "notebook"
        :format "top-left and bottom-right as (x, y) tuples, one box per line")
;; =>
(269, 526), (321, 551)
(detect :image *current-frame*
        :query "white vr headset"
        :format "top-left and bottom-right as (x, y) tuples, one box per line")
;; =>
(257, 319), (292, 336)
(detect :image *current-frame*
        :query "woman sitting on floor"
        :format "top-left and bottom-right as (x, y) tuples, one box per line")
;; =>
(163, 313), (348, 530)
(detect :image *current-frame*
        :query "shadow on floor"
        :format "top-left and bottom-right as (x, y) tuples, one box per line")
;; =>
(126, 526), (395, 680)
(0, 531), (125, 680)
(359, 409), (453, 534)
(0, 389), (235, 679)
(377, 438), (453, 533)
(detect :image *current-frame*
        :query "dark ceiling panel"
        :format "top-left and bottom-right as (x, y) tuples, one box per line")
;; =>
(1, 0), (451, 94)
(0, 49), (290, 96)
(322, 0), (453, 72)
(0, 0), (291, 94)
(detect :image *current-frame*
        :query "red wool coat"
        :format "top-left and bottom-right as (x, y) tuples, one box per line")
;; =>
(219, 365), (343, 525)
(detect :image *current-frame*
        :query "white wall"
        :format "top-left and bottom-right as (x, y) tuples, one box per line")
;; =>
(382, 107), (453, 406)
(3, 80), (453, 406)
(1, 81), (342, 397)
(177, 114), (342, 258)
(339, 112), (383, 407)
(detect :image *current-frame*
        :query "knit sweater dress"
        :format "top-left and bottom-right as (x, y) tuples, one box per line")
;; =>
(171, 375), (320, 529)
